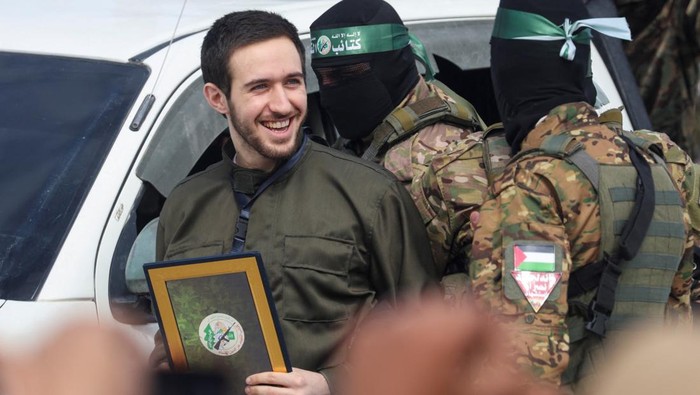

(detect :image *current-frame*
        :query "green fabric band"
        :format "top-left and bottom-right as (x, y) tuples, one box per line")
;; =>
(492, 8), (591, 44)
(491, 8), (631, 61)
(310, 24), (409, 58)
(408, 32), (435, 81)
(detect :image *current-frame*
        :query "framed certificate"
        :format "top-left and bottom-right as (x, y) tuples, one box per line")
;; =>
(144, 252), (290, 385)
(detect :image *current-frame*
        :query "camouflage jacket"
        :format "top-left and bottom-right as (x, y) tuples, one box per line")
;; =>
(411, 131), (510, 272)
(615, 0), (700, 160)
(380, 77), (475, 189)
(469, 102), (695, 385)
(335, 76), (477, 276)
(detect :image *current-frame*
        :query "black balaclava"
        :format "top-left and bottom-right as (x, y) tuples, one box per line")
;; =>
(491, 0), (596, 154)
(310, 0), (419, 141)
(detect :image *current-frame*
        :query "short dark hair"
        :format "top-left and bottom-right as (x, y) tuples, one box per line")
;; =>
(201, 10), (306, 98)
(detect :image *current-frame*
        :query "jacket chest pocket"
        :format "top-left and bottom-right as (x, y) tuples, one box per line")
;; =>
(282, 236), (357, 322)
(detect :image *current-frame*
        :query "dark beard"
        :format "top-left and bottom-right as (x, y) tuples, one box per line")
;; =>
(228, 102), (303, 162)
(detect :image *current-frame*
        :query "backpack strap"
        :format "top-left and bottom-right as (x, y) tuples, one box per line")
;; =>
(516, 133), (602, 189)
(620, 130), (666, 163)
(430, 80), (487, 131)
(361, 85), (485, 161)
(482, 123), (511, 184)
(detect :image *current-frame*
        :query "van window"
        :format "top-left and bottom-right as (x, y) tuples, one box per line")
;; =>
(0, 52), (149, 300)
(136, 76), (227, 198)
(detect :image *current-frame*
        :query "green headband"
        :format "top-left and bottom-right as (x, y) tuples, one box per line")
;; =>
(310, 23), (409, 59)
(492, 8), (631, 60)
(408, 32), (435, 81)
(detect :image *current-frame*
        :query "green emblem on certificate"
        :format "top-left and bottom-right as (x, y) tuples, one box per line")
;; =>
(199, 313), (245, 356)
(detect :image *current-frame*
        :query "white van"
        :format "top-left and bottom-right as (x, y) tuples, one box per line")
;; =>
(0, 0), (649, 352)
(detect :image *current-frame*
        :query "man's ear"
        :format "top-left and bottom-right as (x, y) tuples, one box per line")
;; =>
(203, 82), (230, 115)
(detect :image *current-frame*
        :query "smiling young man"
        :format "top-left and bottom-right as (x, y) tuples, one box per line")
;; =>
(206, 34), (306, 171)
(153, 10), (437, 395)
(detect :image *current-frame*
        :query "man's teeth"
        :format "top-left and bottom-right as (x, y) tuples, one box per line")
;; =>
(263, 119), (290, 129)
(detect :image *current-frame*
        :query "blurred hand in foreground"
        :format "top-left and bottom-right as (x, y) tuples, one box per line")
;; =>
(0, 322), (150, 395)
(342, 294), (562, 395)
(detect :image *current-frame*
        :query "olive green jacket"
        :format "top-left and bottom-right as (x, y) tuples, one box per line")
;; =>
(157, 137), (437, 392)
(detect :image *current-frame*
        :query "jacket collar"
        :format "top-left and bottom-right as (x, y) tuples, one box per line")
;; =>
(222, 135), (311, 194)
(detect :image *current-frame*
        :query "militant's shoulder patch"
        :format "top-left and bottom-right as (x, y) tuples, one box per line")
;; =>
(504, 241), (563, 313)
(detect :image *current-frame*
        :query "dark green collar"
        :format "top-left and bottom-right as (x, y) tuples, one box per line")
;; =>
(230, 165), (269, 195)
(222, 141), (270, 195)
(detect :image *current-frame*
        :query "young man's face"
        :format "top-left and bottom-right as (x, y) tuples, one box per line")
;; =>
(225, 36), (307, 171)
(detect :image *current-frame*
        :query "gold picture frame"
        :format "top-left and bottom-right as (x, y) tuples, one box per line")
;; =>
(144, 252), (290, 382)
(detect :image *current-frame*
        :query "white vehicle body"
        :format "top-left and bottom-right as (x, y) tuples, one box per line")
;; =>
(0, 0), (643, 354)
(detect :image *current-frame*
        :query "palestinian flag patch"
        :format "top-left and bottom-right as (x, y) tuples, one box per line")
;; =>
(513, 244), (555, 272)
(511, 243), (561, 313)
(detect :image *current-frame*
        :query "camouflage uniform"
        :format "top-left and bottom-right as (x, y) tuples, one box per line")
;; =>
(411, 130), (510, 277)
(615, 0), (700, 160)
(337, 76), (478, 299)
(469, 102), (695, 386)
(335, 76), (475, 189)
(379, 76), (475, 188)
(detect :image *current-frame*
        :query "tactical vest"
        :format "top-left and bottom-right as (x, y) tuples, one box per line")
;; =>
(360, 80), (486, 162)
(512, 118), (687, 385)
